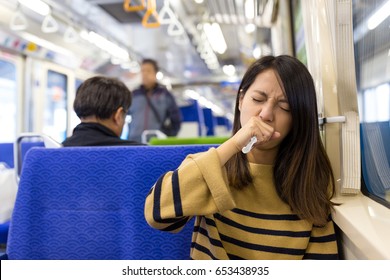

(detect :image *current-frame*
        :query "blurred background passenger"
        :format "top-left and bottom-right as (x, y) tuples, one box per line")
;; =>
(127, 58), (182, 143)
(62, 76), (143, 146)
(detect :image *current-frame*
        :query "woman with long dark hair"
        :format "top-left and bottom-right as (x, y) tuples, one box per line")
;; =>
(145, 55), (338, 259)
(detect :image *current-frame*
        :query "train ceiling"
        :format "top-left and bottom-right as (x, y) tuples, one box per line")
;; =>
(0, 0), (277, 85)
(85, 0), (274, 83)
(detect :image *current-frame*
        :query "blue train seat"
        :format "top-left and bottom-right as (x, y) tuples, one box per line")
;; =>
(0, 220), (9, 244)
(6, 145), (215, 260)
(216, 116), (232, 131)
(179, 100), (206, 136)
(0, 135), (59, 251)
(0, 141), (43, 250)
(0, 141), (46, 169)
(0, 143), (14, 168)
(202, 107), (217, 136)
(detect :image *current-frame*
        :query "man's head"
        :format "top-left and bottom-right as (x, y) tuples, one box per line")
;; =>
(140, 58), (159, 89)
(73, 76), (132, 136)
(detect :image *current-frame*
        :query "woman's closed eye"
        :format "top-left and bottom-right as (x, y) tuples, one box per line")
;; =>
(278, 101), (290, 111)
(252, 97), (290, 111)
(252, 97), (266, 103)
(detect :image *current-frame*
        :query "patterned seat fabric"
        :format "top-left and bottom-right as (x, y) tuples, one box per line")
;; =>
(0, 141), (46, 249)
(0, 143), (14, 168)
(6, 145), (214, 260)
(0, 142), (45, 168)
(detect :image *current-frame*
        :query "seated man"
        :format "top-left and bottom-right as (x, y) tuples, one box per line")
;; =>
(62, 76), (143, 146)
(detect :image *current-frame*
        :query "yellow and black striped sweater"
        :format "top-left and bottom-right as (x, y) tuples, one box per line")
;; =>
(144, 148), (338, 259)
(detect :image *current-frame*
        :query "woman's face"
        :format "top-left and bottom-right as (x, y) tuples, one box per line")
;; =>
(239, 69), (293, 149)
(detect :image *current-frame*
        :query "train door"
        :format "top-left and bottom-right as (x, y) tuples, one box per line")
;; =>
(25, 58), (76, 143)
(0, 51), (23, 143)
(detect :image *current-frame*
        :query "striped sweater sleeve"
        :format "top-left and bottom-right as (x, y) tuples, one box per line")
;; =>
(303, 218), (339, 259)
(144, 148), (236, 232)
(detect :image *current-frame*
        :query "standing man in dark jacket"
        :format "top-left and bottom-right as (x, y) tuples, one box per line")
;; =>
(62, 76), (143, 147)
(127, 58), (182, 143)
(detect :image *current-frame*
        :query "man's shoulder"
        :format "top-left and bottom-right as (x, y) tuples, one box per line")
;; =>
(132, 87), (144, 95)
(133, 84), (172, 96)
(155, 84), (173, 96)
(155, 84), (167, 90)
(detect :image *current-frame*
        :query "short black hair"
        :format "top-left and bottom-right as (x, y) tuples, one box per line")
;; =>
(142, 58), (159, 72)
(73, 76), (132, 119)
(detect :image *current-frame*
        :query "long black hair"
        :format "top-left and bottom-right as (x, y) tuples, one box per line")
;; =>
(225, 55), (335, 225)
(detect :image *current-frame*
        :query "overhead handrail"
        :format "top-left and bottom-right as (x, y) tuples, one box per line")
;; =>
(63, 25), (78, 43)
(158, 0), (176, 25)
(168, 19), (184, 36)
(41, 14), (59, 33)
(9, 10), (28, 31)
(142, 0), (160, 28)
(123, 0), (145, 12)
(157, 0), (183, 35)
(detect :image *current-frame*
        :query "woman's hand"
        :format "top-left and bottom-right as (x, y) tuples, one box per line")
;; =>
(232, 116), (280, 151)
(216, 116), (280, 165)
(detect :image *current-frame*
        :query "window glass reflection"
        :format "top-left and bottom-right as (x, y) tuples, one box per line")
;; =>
(43, 70), (67, 142)
(354, 0), (390, 204)
(68, 78), (83, 133)
(0, 59), (17, 143)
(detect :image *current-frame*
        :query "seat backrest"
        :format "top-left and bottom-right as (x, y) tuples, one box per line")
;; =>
(179, 100), (206, 136)
(0, 141), (46, 169)
(0, 143), (14, 168)
(0, 140), (45, 247)
(7, 145), (215, 259)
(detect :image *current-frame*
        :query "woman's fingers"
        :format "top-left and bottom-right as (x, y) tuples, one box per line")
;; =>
(255, 118), (276, 143)
(233, 116), (280, 150)
(271, 131), (281, 139)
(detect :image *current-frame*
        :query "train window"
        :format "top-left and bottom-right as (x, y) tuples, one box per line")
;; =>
(75, 78), (83, 90)
(0, 58), (17, 143)
(353, 0), (390, 205)
(43, 70), (67, 143)
(68, 78), (83, 132)
(290, 0), (307, 65)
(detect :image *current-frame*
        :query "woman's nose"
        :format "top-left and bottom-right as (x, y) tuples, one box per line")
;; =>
(259, 102), (274, 122)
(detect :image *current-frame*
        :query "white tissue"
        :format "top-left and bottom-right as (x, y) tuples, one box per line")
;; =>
(242, 136), (257, 154)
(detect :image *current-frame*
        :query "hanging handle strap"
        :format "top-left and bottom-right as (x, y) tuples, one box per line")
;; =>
(123, 0), (146, 12)
(142, 0), (160, 28)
